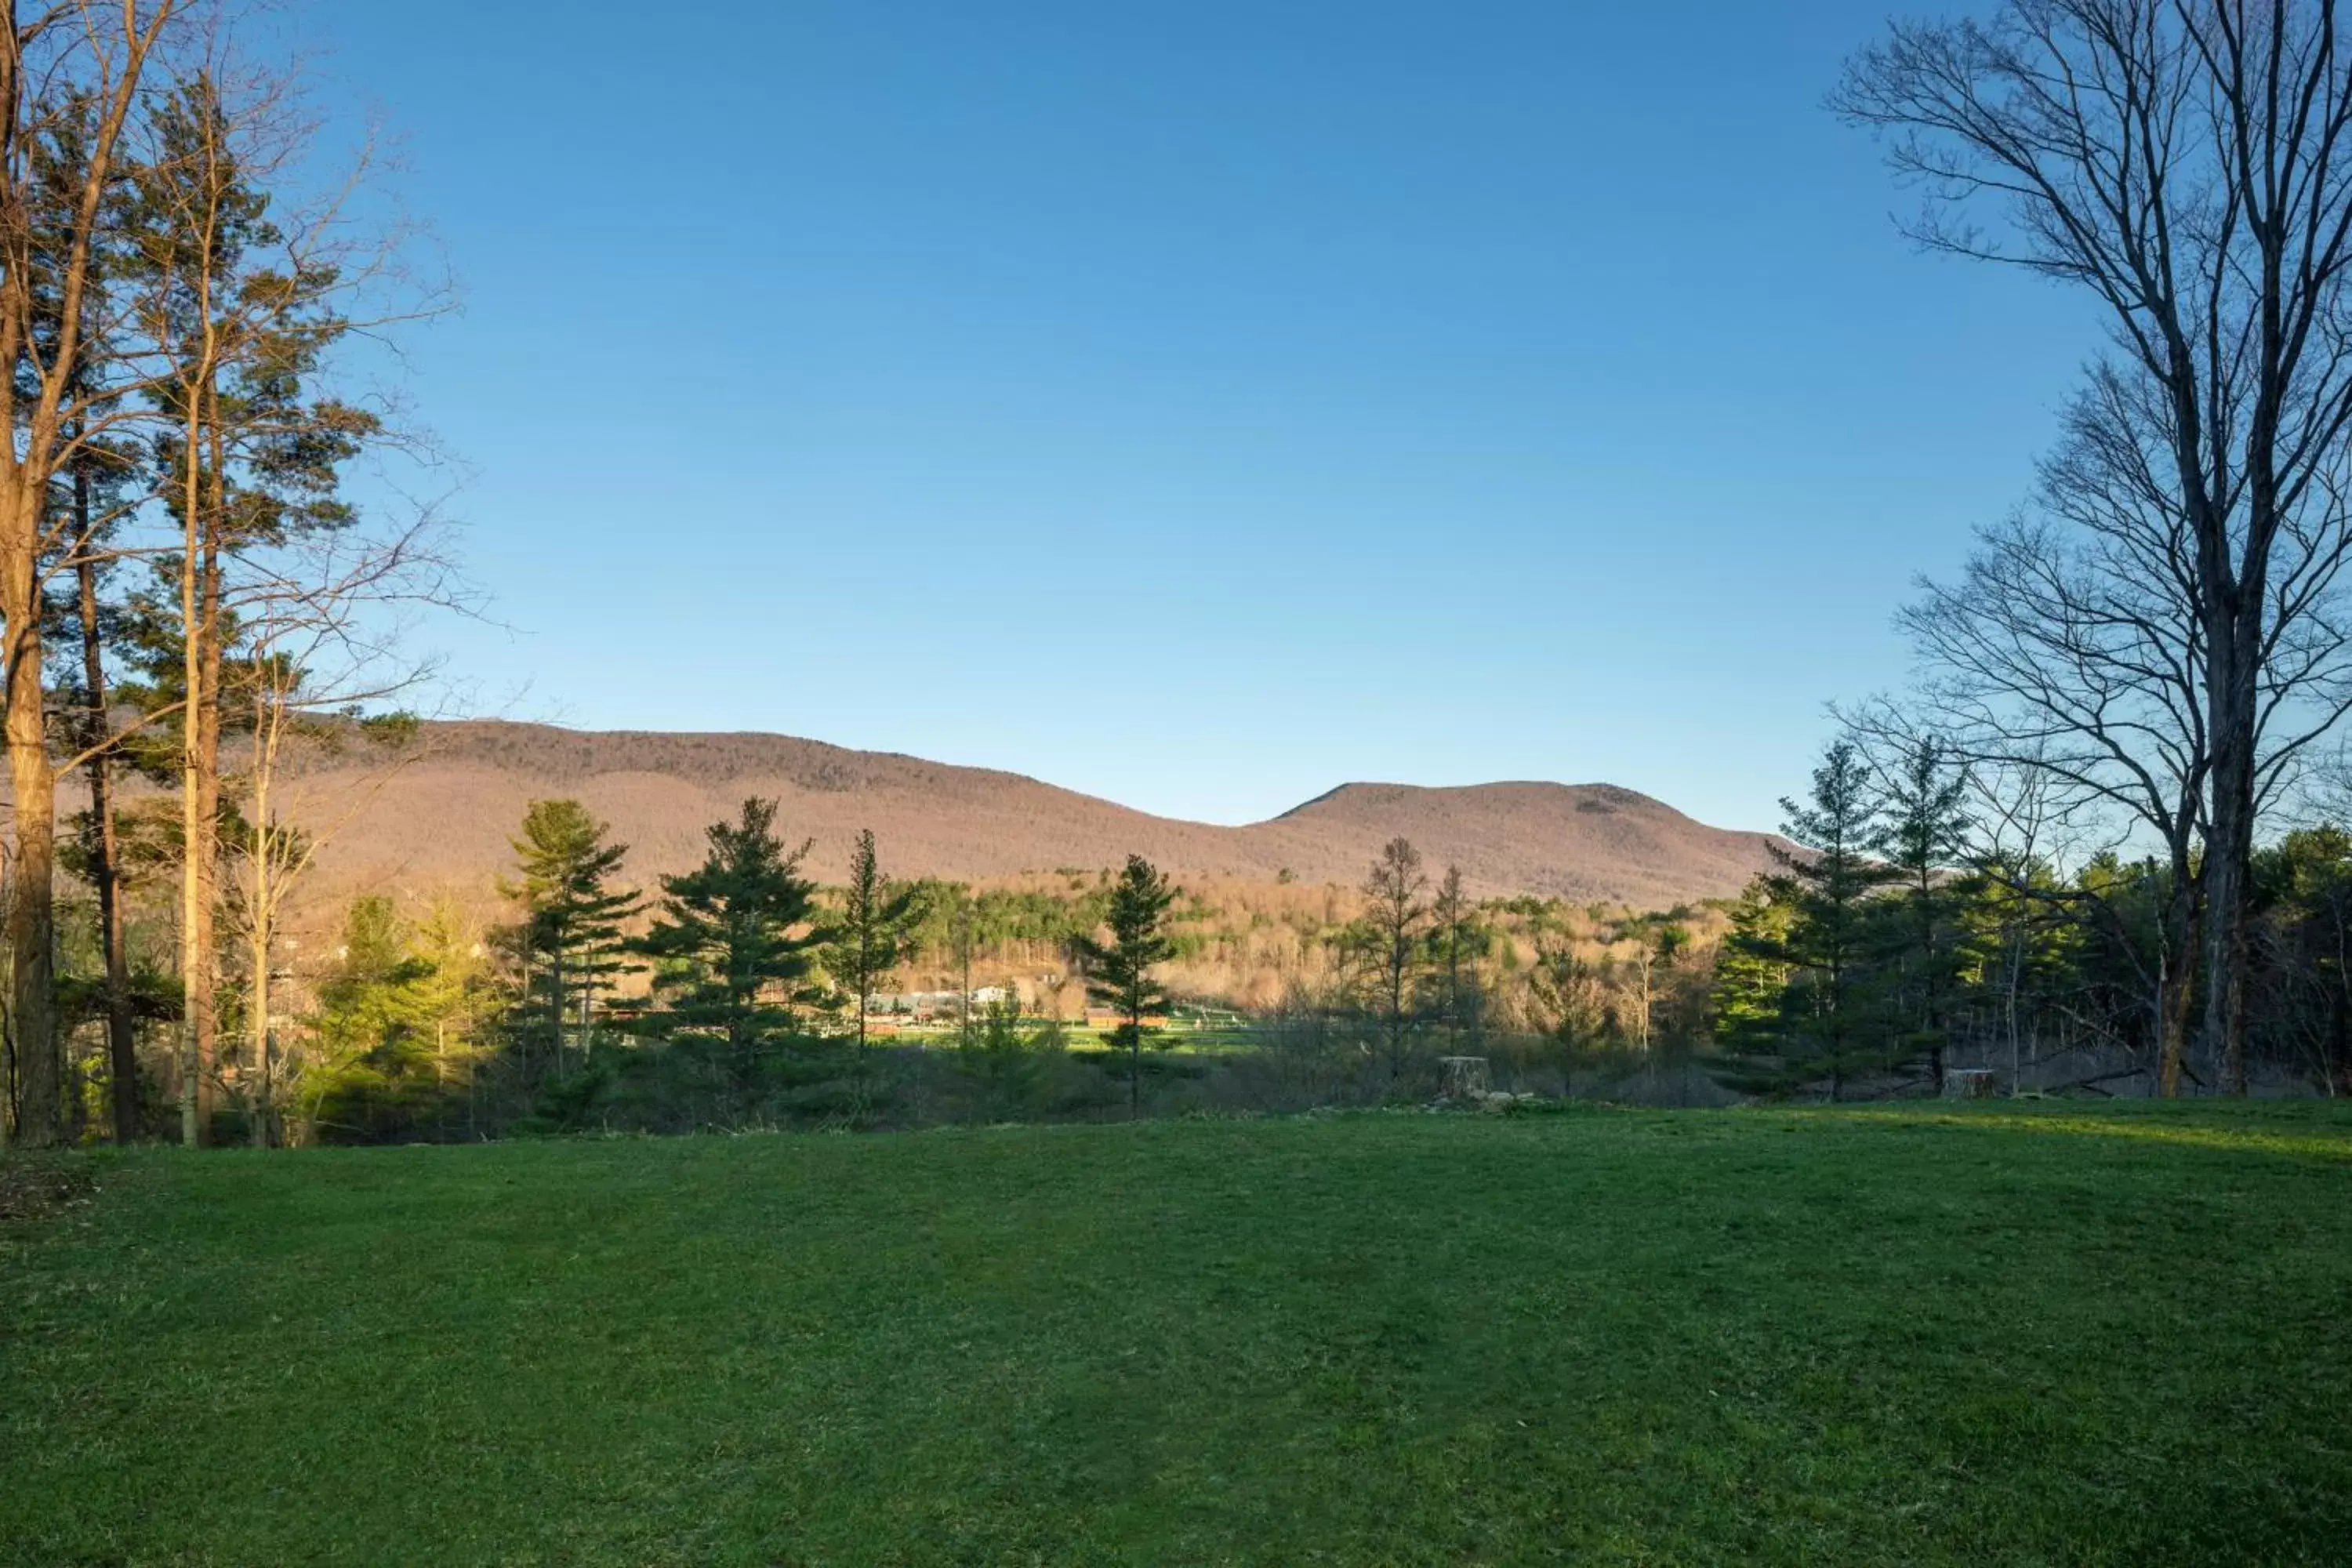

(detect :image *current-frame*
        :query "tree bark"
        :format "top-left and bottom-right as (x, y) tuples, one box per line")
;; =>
(2202, 564), (2261, 1095)
(3, 488), (60, 1148)
(176, 481), (223, 1148)
(76, 539), (136, 1142)
(2157, 875), (2204, 1099)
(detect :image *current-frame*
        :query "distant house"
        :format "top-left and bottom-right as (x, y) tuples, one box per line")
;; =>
(863, 987), (1016, 1020)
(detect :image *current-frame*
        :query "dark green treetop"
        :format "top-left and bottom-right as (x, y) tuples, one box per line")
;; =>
(1073, 853), (1177, 1120)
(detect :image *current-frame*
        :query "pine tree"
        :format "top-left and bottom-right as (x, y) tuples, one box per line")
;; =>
(0, 7), (179, 1152)
(1073, 855), (1176, 1120)
(1710, 879), (1797, 1069)
(27, 88), (152, 1144)
(1427, 864), (1487, 1050)
(957, 993), (1065, 1123)
(634, 798), (821, 1109)
(1872, 736), (1975, 1092)
(820, 828), (921, 1054)
(306, 896), (440, 1143)
(1363, 837), (1429, 1080)
(501, 799), (640, 1078)
(1715, 740), (1901, 1099)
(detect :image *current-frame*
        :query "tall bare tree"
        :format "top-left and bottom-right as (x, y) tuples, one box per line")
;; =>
(1838, 0), (2352, 1092)
(223, 524), (445, 1145)
(1872, 354), (2352, 1091)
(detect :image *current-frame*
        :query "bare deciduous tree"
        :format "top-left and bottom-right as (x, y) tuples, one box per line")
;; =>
(1838, 0), (2352, 1092)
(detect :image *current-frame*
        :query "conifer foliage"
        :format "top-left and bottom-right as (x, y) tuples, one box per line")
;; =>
(1713, 740), (1903, 1099)
(819, 827), (922, 1053)
(1073, 854), (1177, 1120)
(502, 799), (640, 1076)
(1873, 738), (1974, 1091)
(634, 797), (822, 1106)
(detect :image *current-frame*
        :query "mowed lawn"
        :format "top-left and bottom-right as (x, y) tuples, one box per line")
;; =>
(5, 1105), (2352, 1565)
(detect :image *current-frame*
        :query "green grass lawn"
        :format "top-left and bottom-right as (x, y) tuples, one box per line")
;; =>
(5, 1102), (2351, 1565)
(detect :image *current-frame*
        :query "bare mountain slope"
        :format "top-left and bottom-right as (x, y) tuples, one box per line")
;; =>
(1261, 781), (1780, 908)
(296, 721), (1778, 909)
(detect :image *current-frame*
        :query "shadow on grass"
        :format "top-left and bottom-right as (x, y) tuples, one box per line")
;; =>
(1815, 1104), (2352, 1161)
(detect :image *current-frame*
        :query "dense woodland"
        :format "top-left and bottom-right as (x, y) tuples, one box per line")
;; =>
(11, 0), (2352, 1145)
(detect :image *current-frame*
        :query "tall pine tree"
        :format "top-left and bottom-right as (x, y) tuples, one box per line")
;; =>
(820, 827), (921, 1054)
(634, 798), (821, 1109)
(1714, 740), (1900, 1099)
(1073, 855), (1176, 1120)
(1873, 736), (1975, 1092)
(502, 799), (639, 1078)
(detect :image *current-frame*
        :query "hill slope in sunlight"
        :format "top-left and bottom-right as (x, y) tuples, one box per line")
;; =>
(281, 720), (1780, 909)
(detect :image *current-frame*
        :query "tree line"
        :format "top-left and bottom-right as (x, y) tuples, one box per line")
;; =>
(280, 801), (1196, 1140)
(18, 0), (2352, 1139)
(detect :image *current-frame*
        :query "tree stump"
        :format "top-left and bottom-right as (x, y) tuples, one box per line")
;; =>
(1944, 1068), (1998, 1100)
(1439, 1056), (1490, 1101)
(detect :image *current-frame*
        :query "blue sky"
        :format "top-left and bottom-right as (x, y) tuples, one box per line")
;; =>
(312, 2), (2100, 832)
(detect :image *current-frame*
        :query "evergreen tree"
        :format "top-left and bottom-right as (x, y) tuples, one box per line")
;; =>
(1873, 736), (1975, 1091)
(1073, 854), (1176, 1120)
(1710, 879), (1798, 1076)
(30, 89), (151, 1145)
(408, 902), (499, 1097)
(1714, 740), (1900, 1098)
(956, 993), (1065, 1123)
(821, 827), (921, 1054)
(306, 896), (440, 1142)
(634, 798), (821, 1109)
(1426, 864), (1488, 1050)
(1363, 836), (1429, 1080)
(500, 799), (639, 1077)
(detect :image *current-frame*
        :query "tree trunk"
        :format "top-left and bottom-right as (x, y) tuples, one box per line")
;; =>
(2156, 870), (2204, 1098)
(3, 484), (60, 1149)
(548, 938), (564, 1079)
(246, 724), (274, 1149)
(2203, 606), (2257, 1096)
(248, 907), (270, 1148)
(177, 542), (221, 1146)
(76, 546), (137, 1142)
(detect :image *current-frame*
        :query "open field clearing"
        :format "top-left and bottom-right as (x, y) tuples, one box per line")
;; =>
(5, 1103), (2350, 1565)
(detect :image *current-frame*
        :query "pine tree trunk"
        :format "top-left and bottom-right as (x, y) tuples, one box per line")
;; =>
(2, 480), (60, 1149)
(248, 909), (271, 1148)
(177, 545), (221, 1145)
(76, 547), (137, 1142)
(246, 725), (274, 1149)
(549, 940), (564, 1080)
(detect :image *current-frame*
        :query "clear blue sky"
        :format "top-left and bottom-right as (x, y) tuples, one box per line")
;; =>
(314, 2), (2098, 833)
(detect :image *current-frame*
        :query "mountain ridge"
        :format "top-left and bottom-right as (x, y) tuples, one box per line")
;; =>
(279, 720), (1779, 910)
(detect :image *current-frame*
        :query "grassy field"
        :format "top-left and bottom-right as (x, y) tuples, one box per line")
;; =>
(5, 1103), (2350, 1565)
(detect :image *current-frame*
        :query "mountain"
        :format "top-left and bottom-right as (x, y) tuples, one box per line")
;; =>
(281, 720), (1780, 909)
